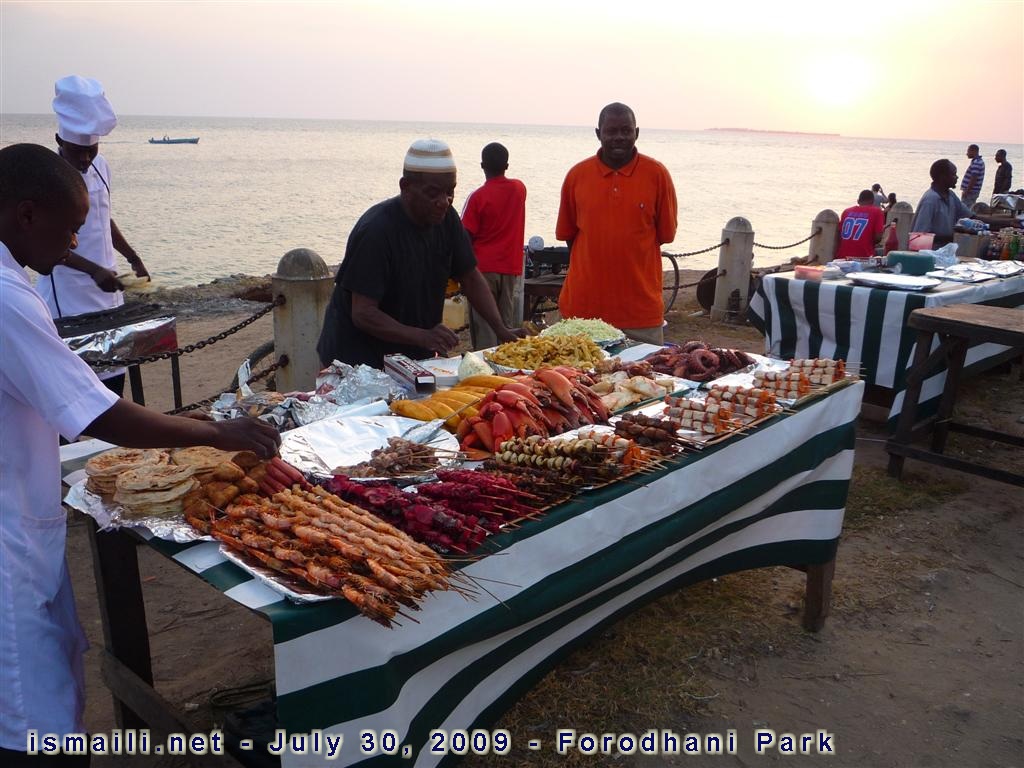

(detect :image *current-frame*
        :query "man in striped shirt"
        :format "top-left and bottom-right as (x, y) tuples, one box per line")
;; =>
(959, 144), (985, 207)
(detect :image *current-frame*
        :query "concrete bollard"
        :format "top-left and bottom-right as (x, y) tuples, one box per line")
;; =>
(890, 202), (915, 250)
(272, 248), (334, 392)
(712, 217), (754, 322)
(807, 209), (839, 264)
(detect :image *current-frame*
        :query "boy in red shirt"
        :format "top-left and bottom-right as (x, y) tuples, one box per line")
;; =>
(461, 143), (527, 350)
(836, 189), (886, 259)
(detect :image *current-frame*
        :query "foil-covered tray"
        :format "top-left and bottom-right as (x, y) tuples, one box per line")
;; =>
(63, 316), (177, 375)
(848, 273), (941, 291)
(965, 259), (1024, 277)
(220, 546), (335, 604)
(64, 479), (210, 543)
(279, 414), (461, 479)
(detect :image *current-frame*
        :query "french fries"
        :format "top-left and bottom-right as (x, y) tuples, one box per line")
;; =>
(485, 334), (605, 370)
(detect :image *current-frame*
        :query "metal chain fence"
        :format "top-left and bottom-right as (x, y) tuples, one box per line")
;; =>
(164, 354), (288, 415)
(84, 295), (284, 369)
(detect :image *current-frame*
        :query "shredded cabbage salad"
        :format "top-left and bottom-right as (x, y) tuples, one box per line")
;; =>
(540, 317), (623, 343)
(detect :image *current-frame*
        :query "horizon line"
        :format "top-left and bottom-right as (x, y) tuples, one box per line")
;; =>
(2, 112), (1020, 148)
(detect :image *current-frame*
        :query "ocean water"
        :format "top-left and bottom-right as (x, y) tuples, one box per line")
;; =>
(2, 114), (1020, 288)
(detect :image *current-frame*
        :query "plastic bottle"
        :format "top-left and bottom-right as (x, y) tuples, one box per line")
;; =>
(1009, 235), (1020, 260)
(883, 223), (899, 256)
(1000, 239), (1011, 260)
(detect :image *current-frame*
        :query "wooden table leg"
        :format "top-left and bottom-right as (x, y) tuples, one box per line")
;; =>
(87, 520), (154, 729)
(802, 559), (836, 632)
(887, 329), (936, 478)
(930, 337), (969, 454)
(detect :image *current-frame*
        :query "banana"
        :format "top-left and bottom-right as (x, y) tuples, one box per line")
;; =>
(432, 390), (481, 407)
(451, 385), (495, 395)
(389, 399), (436, 422)
(420, 400), (462, 431)
(457, 375), (516, 389)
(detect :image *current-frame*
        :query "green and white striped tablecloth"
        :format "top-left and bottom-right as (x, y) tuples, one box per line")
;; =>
(69, 382), (863, 767)
(749, 274), (1023, 424)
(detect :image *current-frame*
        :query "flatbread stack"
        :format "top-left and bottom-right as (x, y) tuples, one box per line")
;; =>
(85, 448), (171, 497)
(169, 446), (252, 483)
(114, 464), (199, 519)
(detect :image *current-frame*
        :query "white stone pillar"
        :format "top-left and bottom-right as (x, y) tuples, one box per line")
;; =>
(271, 248), (334, 392)
(807, 209), (839, 264)
(890, 202), (915, 250)
(711, 217), (754, 322)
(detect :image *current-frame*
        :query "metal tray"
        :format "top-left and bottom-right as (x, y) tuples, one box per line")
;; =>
(279, 414), (461, 479)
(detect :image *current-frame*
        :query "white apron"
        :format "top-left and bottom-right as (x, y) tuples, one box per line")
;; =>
(1, 245), (119, 750)
(36, 154), (124, 319)
(36, 154), (125, 380)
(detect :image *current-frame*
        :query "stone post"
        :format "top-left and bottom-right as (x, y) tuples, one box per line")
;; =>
(271, 248), (334, 392)
(711, 217), (754, 322)
(890, 202), (915, 250)
(807, 209), (839, 264)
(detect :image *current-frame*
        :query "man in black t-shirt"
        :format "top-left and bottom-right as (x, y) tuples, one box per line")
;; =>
(317, 139), (523, 368)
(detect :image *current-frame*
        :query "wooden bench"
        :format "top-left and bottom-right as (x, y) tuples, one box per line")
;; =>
(886, 304), (1024, 486)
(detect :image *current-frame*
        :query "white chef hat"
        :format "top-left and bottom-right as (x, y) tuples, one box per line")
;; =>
(403, 139), (456, 174)
(53, 75), (117, 146)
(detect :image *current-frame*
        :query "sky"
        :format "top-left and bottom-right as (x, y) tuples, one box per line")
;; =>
(2, 0), (1022, 144)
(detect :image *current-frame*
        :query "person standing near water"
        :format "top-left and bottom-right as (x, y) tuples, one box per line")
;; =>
(555, 102), (678, 345)
(460, 142), (527, 350)
(316, 139), (523, 368)
(993, 149), (1012, 195)
(36, 76), (149, 397)
(960, 144), (985, 207)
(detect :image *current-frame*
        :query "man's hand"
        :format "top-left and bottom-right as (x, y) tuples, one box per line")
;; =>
(496, 326), (528, 343)
(208, 417), (281, 459)
(130, 255), (150, 280)
(419, 324), (460, 355)
(91, 267), (124, 293)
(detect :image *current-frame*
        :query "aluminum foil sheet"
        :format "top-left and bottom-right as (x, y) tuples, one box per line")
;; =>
(210, 393), (390, 431)
(64, 316), (177, 375)
(64, 480), (210, 543)
(279, 414), (461, 479)
(315, 361), (407, 404)
(220, 546), (335, 604)
(968, 259), (1024, 277)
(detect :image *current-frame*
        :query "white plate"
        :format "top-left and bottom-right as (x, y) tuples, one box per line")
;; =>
(279, 415), (460, 478)
(848, 273), (941, 291)
(416, 356), (461, 386)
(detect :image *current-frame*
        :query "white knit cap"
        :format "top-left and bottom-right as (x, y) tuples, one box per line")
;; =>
(53, 75), (117, 146)
(403, 139), (456, 174)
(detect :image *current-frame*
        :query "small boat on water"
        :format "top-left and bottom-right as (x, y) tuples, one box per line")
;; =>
(149, 135), (199, 144)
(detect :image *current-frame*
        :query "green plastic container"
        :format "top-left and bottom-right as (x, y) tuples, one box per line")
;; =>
(886, 250), (935, 276)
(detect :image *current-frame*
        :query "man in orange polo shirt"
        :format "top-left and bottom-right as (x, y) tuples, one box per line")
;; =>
(556, 102), (677, 344)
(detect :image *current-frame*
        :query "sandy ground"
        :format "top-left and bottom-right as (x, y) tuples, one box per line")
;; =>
(62, 272), (1023, 767)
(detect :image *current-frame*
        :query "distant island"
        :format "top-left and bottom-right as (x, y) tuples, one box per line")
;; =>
(706, 127), (840, 137)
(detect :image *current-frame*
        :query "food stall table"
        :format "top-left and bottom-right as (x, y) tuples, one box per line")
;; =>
(886, 305), (1024, 486)
(748, 273), (1024, 426)
(66, 381), (863, 768)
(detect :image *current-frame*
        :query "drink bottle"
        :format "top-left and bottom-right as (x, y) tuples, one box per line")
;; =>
(883, 224), (899, 256)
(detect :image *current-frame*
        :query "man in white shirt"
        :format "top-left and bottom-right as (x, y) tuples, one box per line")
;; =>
(0, 143), (280, 767)
(36, 76), (150, 396)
